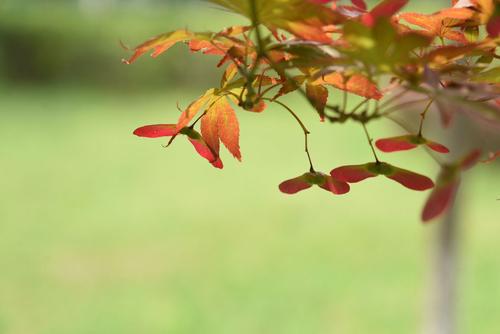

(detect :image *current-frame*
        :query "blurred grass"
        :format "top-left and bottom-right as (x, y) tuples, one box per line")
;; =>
(1, 1), (500, 333)
(0, 87), (499, 334)
(0, 3), (240, 90)
(0, 0), (453, 90)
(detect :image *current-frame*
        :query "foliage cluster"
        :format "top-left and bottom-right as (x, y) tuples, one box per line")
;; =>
(125, 0), (500, 222)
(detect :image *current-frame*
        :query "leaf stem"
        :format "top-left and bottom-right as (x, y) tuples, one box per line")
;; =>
(257, 82), (281, 99)
(361, 122), (380, 163)
(349, 98), (369, 115)
(418, 99), (434, 136)
(342, 87), (348, 113)
(265, 98), (315, 172)
(190, 95), (226, 128)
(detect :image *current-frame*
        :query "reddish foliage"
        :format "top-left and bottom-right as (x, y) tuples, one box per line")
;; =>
(126, 0), (500, 223)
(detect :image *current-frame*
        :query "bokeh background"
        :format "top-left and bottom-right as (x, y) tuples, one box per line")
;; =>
(1, 1), (499, 333)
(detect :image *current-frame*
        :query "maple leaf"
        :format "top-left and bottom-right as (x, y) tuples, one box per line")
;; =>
(337, 0), (408, 26)
(422, 150), (481, 222)
(266, 40), (349, 69)
(471, 67), (500, 83)
(176, 89), (216, 132)
(207, 0), (344, 43)
(201, 97), (242, 161)
(453, 0), (496, 26)
(272, 75), (306, 100)
(306, 83), (329, 120)
(424, 40), (497, 67)
(341, 19), (431, 70)
(331, 162), (434, 191)
(122, 29), (194, 64)
(376, 134), (450, 153)
(486, 0), (500, 37)
(127, 0), (499, 225)
(352, 0), (367, 11)
(487, 16), (500, 36)
(398, 8), (474, 43)
(312, 72), (382, 100)
(122, 27), (250, 65)
(361, 0), (409, 27)
(279, 171), (350, 195)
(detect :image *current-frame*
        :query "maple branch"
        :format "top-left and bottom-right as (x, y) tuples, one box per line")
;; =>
(372, 99), (380, 116)
(245, 16), (331, 124)
(265, 98), (315, 172)
(208, 39), (260, 108)
(249, 0), (264, 57)
(323, 99), (380, 125)
(245, 15), (362, 127)
(257, 68), (268, 96)
(244, 0), (272, 107)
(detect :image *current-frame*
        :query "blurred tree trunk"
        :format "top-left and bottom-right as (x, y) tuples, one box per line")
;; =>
(424, 190), (462, 334)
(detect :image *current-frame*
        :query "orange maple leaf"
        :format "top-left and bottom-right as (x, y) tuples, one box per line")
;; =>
(201, 97), (242, 161)
(313, 72), (382, 100)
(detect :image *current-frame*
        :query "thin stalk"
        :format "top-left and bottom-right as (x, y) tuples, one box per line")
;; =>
(361, 122), (380, 163)
(342, 87), (348, 113)
(418, 99), (434, 136)
(348, 98), (370, 115)
(372, 99), (380, 116)
(257, 83), (281, 99)
(266, 98), (315, 172)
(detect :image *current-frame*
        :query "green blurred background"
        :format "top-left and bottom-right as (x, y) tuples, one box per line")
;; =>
(0, 1), (499, 333)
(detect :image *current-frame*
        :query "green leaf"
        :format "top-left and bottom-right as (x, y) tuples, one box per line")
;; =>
(472, 67), (500, 83)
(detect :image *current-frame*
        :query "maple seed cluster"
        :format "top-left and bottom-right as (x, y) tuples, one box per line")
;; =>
(125, 0), (500, 223)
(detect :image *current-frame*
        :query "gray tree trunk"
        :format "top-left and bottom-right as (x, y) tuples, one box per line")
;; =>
(423, 190), (462, 334)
